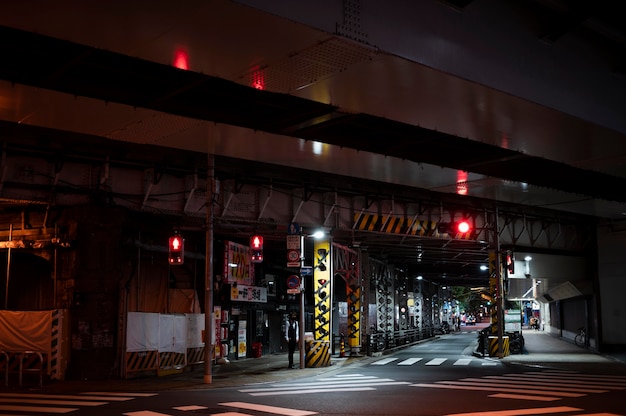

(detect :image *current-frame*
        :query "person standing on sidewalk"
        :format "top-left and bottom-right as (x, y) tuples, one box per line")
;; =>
(285, 312), (299, 368)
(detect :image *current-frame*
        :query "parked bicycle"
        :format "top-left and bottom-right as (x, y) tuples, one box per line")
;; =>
(574, 327), (587, 347)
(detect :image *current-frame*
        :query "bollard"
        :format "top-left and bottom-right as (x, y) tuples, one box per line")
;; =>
(340, 333), (345, 358)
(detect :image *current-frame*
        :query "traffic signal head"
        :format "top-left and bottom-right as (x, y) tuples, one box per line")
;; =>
(168, 234), (184, 265)
(506, 251), (515, 275)
(250, 235), (263, 263)
(437, 219), (473, 237)
(456, 220), (471, 234)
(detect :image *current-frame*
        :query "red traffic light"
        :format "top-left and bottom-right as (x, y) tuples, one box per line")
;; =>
(437, 219), (473, 237)
(456, 220), (471, 234)
(168, 235), (184, 265)
(250, 235), (264, 263)
(169, 236), (183, 251)
(250, 235), (263, 249)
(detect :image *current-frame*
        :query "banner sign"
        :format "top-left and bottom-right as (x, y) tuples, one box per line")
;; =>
(230, 284), (267, 303)
(224, 240), (254, 285)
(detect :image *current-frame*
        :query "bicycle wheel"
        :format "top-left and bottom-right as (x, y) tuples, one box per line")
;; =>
(575, 333), (585, 347)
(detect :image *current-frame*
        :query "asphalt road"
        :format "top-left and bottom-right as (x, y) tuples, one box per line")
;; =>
(4, 328), (626, 415)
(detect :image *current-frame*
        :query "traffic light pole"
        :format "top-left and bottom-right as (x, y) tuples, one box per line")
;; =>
(204, 152), (215, 384)
(299, 234), (305, 369)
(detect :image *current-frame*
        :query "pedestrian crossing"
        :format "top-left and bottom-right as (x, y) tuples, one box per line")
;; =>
(125, 402), (319, 416)
(412, 369), (626, 402)
(238, 373), (410, 396)
(0, 391), (156, 415)
(370, 356), (498, 367)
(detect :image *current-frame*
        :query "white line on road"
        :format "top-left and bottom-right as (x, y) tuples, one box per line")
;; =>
(219, 401), (318, 415)
(488, 393), (561, 401)
(425, 358), (447, 365)
(398, 358), (423, 365)
(0, 405), (78, 413)
(411, 383), (585, 397)
(245, 387), (376, 396)
(371, 357), (398, 365)
(443, 405), (582, 416)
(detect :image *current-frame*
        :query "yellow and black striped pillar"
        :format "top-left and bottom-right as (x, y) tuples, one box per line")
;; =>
(313, 237), (331, 341)
(347, 284), (361, 349)
(488, 251), (498, 335)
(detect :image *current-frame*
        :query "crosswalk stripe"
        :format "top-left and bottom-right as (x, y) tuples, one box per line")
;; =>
(0, 398), (107, 406)
(425, 358), (446, 365)
(479, 376), (625, 390)
(0, 405), (78, 413)
(398, 358), (422, 365)
(371, 357), (398, 365)
(219, 401), (318, 416)
(82, 392), (158, 397)
(488, 393), (561, 402)
(447, 380), (607, 394)
(443, 405), (582, 416)
(239, 375), (409, 396)
(453, 358), (472, 365)
(0, 393), (136, 401)
(124, 411), (171, 416)
(279, 378), (401, 387)
(412, 383), (585, 397)
(247, 387), (376, 396)
(241, 381), (409, 393)
(0, 392), (152, 415)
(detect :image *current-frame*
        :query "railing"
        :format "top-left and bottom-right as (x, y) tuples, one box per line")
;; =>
(19, 351), (45, 388)
(0, 350), (46, 387)
(365, 326), (435, 356)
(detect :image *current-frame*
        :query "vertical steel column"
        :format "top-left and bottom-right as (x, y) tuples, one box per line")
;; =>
(4, 224), (11, 309)
(204, 148), (215, 384)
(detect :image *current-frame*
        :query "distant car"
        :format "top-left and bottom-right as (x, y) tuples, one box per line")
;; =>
(467, 315), (476, 325)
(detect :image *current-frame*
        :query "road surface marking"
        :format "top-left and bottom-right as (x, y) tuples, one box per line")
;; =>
(444, 405), (581, 415)
(398, 358), (423, 365)
(425, 358), (447, 365)
(371, 357), (398, 365)
(220, 401), (318, 415)
(489, 393), (561, 401)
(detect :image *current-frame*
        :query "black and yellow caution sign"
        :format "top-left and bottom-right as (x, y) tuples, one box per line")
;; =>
(305, 340), (331, 367)
(314, 238), (331, 341)
(353, 213), (437, 237)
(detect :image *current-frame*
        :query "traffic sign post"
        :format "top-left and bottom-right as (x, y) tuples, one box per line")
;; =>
(286, 274), (301, 294)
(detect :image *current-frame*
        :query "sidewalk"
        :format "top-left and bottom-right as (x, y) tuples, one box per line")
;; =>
(7, 352), (364, 393)
(501, 329), (626, 371)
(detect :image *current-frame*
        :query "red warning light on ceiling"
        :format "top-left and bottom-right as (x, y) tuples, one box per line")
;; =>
(456, 170), (468, 195)
(251, 70), (265, 90)
(173, 48), (189, 70)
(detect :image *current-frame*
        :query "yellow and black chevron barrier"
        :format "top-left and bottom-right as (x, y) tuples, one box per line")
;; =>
(488, 336), (510, 357)
(314, 238), (331, 341)
(125, 350), (158, 377)
(186, 347), (205, 366)
(305, 340), (331, 367)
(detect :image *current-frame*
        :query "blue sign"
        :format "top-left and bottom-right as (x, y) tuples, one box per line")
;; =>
(286, 275), (301, 289)
(300, 266), (313, 276)
(287, 222), (301, 235)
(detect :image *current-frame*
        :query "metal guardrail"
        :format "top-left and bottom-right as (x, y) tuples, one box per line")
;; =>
(365, 327), (436, 355)
(19, 351), (44, 388)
